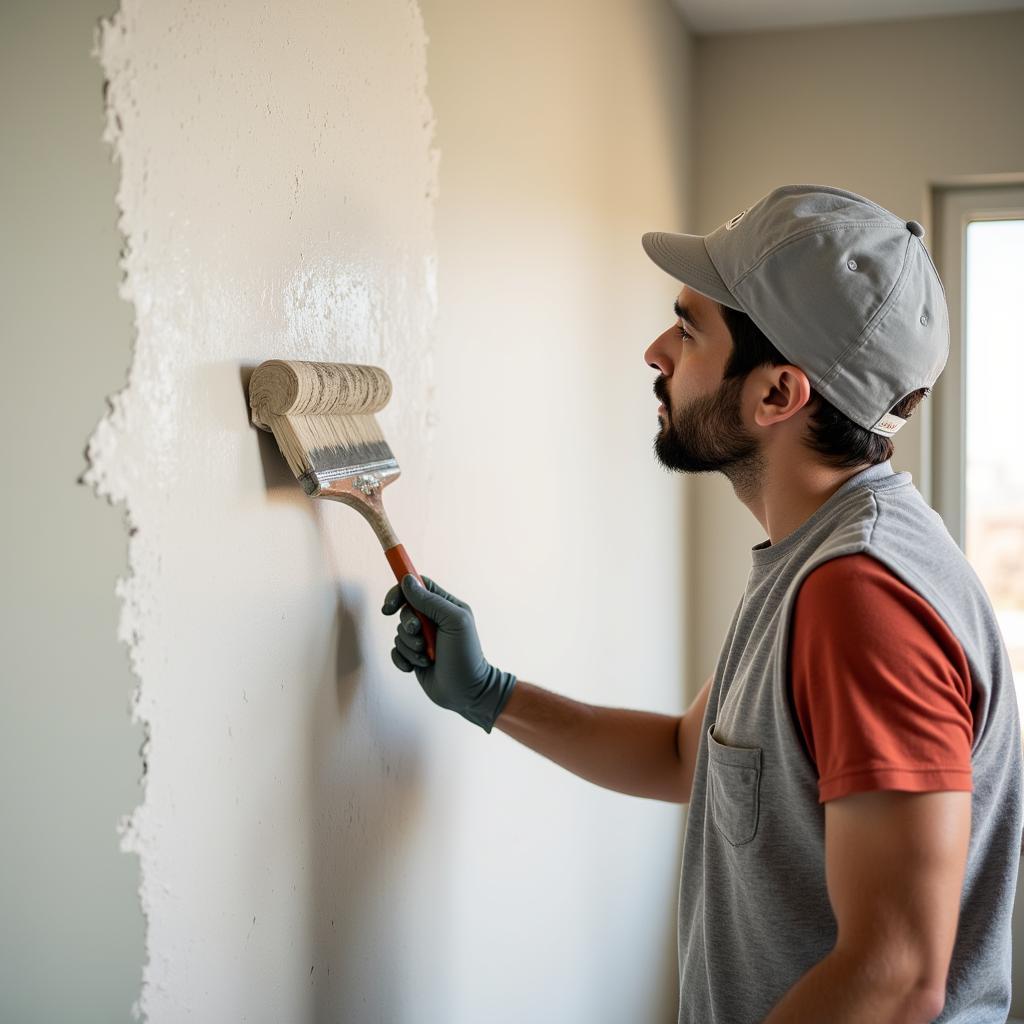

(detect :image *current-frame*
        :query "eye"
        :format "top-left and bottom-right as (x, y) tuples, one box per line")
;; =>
(676, 323), (693, 341)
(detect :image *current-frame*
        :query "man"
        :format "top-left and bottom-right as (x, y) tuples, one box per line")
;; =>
(382, 184), (1023, 1023)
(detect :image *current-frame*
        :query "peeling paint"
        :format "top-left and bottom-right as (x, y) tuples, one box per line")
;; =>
(85, 1), (438, 1018)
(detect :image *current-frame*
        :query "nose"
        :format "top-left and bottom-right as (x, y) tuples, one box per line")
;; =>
(644, 326), (676, 376)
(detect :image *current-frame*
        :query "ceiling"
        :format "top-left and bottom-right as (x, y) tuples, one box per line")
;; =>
(672, 0), (1024, 34)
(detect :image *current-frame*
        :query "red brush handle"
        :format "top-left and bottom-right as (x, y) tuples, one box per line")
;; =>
(384, 544), (437, 662)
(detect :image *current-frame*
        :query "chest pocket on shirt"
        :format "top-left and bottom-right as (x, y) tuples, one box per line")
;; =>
(707, 723), (763, 847)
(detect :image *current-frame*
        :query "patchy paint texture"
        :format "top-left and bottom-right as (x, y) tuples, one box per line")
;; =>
(88, 1), (439, 1019)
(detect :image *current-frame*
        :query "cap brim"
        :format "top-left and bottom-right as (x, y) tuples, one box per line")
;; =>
(642, 231), (741, 309)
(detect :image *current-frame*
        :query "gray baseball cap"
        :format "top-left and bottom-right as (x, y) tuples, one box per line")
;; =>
(642, 183), (949, 436)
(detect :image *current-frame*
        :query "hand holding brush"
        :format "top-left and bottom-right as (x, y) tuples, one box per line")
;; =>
(382, 575), (518, 734)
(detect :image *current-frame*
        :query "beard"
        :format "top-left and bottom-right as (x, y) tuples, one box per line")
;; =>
(652, 372), (766, 498)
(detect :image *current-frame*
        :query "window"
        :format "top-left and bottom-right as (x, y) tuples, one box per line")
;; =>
(932, 184), (1024, 715)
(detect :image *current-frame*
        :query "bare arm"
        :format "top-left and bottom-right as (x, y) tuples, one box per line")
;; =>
(677, 674), (712, 803)
(495, 675), (713, 804)
(763, 789), (970, 1022)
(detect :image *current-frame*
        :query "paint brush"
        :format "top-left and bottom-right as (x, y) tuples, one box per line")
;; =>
(248, 359), (436, 659)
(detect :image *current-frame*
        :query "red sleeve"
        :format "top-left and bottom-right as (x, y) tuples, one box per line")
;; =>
(788, 552), (974, 804)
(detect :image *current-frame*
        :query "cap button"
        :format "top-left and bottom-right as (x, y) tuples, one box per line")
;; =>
(907, 219), (925, 238)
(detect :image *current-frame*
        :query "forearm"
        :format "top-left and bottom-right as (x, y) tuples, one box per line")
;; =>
(762, 949), (942, 1024)
(494, 680), (684, 803)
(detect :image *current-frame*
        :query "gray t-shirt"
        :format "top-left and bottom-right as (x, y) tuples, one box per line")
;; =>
(677, 460), (1023, 1023)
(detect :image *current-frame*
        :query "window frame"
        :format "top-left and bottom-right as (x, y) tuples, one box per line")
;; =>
(929, 181), (1024, 549)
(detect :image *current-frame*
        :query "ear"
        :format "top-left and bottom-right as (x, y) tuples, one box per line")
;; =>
(753, 365), (813, 428)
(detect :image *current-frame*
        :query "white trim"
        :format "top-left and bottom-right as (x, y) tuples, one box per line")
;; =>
(929, 182), (1024, 548)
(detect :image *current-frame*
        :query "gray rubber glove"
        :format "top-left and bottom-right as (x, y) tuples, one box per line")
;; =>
(382, 574), (517, 734)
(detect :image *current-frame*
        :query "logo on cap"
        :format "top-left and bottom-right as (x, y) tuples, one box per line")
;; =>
(872, 412), (908, 436)
(725, 208), (749, 230)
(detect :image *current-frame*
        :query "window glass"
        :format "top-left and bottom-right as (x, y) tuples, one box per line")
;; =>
(964, 219), (1024, 713)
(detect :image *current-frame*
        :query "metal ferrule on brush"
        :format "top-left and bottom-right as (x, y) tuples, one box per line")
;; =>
(300, 440), (400, 496)
(299, 459), (401, 497)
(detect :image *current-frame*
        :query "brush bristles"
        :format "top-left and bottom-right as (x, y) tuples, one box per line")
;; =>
(262, 411), (396, 480)
(248, 359), (398, 483)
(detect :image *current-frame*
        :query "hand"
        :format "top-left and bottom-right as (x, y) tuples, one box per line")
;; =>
(381, 575), (517, 734)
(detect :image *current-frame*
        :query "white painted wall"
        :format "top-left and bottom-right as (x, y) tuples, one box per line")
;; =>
(81, 0), (693, 1021)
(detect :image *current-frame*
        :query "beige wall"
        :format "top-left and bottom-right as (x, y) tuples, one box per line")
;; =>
(421, 0), (694, 1018)
(687, 9), (1024, 694)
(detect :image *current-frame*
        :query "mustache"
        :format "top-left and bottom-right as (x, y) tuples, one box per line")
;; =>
(653, 375), (670, 408)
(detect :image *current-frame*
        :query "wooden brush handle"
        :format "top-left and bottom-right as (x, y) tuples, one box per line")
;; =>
(384, 544), (437, 662)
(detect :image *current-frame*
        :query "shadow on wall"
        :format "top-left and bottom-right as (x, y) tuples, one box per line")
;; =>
(237, 363), (435, 1018)
(307, 583), (433, 1019)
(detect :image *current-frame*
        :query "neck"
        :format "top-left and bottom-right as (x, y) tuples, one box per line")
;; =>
(733, 456), (875, 546)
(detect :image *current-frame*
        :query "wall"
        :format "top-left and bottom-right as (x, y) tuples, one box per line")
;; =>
(0, 1), (144, 1020)
(686, 9), (1024, 692)
(420, 1), (694, 1019)
(77, 1), (693, 1022)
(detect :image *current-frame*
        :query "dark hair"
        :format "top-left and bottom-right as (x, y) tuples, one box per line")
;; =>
(717, 303), (930, 470)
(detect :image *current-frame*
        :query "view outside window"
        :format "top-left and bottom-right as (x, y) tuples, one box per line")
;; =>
(963, 218), (1024, 712)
